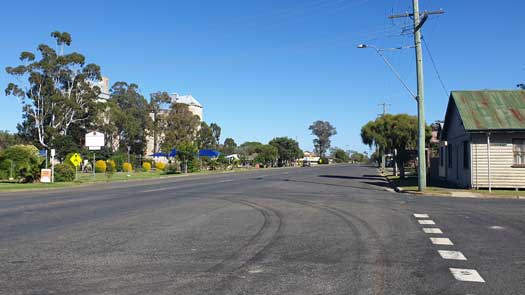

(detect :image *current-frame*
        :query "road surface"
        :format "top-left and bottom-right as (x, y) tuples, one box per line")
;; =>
(1, 165), (524, 294)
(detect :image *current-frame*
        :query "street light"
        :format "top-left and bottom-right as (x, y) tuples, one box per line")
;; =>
(357, 43), (417, 100)
(358, 42), (426, 190)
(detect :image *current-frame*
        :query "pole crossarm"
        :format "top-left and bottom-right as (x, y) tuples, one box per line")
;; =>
(388, 9), (444, 19)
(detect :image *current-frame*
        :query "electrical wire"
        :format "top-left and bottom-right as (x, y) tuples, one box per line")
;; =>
(422, 35), (449, 96)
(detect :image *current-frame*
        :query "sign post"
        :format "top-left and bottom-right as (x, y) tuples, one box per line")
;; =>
(85, 131), (104, 177)
(51, 149), (55, 183)
(70, 153), (82, 181)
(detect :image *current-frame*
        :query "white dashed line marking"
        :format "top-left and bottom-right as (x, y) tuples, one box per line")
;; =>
(438, 250), (467, 260)
(449, 268), (485, 283)
(418, 220), (435, 225)
(413, 213), (429, 218)
(430, 237), (454, 245)
(489, 225), (505, 230)
(423, 228), (443, 234)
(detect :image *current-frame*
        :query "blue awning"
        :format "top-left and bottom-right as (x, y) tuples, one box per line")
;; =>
(199, 149), (221, 157)
(149, 149), (176, 157)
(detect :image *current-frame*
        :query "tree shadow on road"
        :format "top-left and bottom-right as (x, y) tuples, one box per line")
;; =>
(319, 174), (383, 181)
(281, 178), (390, 193)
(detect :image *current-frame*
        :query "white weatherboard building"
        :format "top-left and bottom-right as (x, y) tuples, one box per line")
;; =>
(145, 93), (203, 156)
(439, 90), (525, 189)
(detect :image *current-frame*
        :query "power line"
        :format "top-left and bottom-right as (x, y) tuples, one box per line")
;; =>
(421, 35), (449, 96)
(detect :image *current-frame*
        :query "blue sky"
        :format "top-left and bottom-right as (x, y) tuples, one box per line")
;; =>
(1, 0), (524, 153)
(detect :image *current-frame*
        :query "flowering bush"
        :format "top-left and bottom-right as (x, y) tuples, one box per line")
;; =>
(142, 162), (151, 172)
(155, 162), (166, 171)
(122, 162), (133, 173)
(95, 160), (106, 173)
(106, 159), (116, 172)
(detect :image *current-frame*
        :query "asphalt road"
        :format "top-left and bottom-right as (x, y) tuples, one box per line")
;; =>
(0, 165), (524, 294)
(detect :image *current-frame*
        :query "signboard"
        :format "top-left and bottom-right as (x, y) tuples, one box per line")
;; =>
(41, 169), (52, 183)
(39, 150), (47, 156)
(70, 153), (82, 167)
(85, 131), (105, 149)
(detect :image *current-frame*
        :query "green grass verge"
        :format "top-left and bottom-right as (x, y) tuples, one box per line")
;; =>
(387, 175), (525, 197)
(0, 168), (255, 192)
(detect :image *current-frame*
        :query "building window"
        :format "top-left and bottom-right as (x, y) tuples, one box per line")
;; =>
(513, 139), (525, 166)
(448, 145), (453, 168)
(440, 146), (444, 166)
(463, 141), (469, 169)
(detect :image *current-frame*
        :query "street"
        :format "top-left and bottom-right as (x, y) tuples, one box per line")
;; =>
(1, 165), (524, 294)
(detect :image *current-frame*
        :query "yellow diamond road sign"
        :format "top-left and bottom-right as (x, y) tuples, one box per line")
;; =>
(70, 153), (82, 167)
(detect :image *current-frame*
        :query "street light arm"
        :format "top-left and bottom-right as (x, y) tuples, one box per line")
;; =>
(373, 48), (418, 100)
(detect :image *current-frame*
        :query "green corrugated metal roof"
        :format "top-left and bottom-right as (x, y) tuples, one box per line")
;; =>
(451, 90), (525, 131)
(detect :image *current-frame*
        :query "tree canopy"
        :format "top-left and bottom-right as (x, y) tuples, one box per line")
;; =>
(309, 121), (337, 157)
(5, 31), (102, 149)
(331, 148), (350, 163)
(222, 138), (237, 155)
(361, 114), (431, 177)
(161, 103), (200, 152)
(269, 137), (302, 166)
(108, 82), (150, 155)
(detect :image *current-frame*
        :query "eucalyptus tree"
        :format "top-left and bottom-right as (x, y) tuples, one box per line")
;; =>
(308, 120), (337, 157)
(210, 123), (221, 148)
(161, 103), (200, 152)
(5, 31), (102, 148)
(222, 138), (237, 155)
(109, 82), (150, 155)
(148, 91), (171, 153)
(196, 122), (215, 149)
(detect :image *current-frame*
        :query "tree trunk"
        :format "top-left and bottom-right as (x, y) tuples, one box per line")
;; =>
(398, 159), (406, 179)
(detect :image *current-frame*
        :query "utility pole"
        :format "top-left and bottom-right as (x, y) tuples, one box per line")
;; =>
(378, 102), (390, 116)
(389, 1), (444, 191)
(378, 102), (390, 172)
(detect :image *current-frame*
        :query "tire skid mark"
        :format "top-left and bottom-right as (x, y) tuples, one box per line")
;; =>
(276, 197), (387, 295)
(206, 198), (284, 274)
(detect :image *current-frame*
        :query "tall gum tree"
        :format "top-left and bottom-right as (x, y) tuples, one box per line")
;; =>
(309, 120), (337, 157)
(5, 31), (101, 148)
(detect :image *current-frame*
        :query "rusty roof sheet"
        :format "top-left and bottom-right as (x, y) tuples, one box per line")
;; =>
(451, 90), (525, 131)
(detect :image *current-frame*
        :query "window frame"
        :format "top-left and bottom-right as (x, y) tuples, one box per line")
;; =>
(512, 139), (525, 168)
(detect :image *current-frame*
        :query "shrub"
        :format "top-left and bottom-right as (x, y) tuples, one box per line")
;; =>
(0, 145), (44, 182)
(142, 162), (151, 172)
(110, 153), (126, 171)
(165, 163), (179, 175)
(318, 157), (329, 165)
(54, 163), (75, 182)
(155, 162), (166, 171)
(106, 159), (116, 172)
(188, 158), (201, 173)
(95, 160), (107, 173)
(122, 162), (133, 173)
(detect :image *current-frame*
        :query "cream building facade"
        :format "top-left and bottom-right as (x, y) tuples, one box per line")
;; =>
(145, 93), (203, 156)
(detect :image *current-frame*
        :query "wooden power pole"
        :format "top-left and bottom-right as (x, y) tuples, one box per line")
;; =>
(389, 1), (444, 191)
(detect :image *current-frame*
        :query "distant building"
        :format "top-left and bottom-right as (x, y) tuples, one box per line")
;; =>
(439, 90), (525, 189)
(96, 76), (110, 101)
(145, 92), (204, 156)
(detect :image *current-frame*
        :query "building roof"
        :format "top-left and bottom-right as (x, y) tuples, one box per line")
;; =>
(170, 93), (202, 108)
(449, 90), (525, 131)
